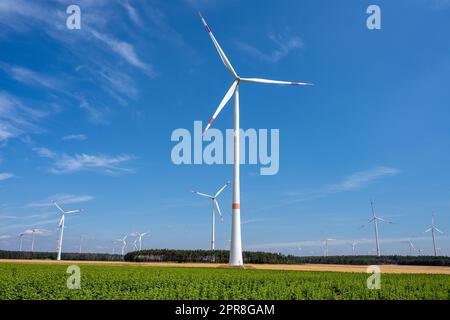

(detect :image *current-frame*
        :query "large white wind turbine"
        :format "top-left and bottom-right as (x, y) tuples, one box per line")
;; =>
(53, 201), (82, 261)
(198, 13), (313, 266)
(425, 214), (444, 257)
(365, 200), (392, 257)
(192, 181), (229, 250)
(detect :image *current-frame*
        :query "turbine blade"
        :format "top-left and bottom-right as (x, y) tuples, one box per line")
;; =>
(424, 228), (432, 233)
(434, 227), (444, 234)
(214, 200), (224, 223)
(203, 80), (238, 135)
(240, 77), (313, 86)
(214, 181), (230, 198)
(192, 191), (214, 198)
(376, 217), (392, 224)
(198, 12), (238, 78)
(53, 201), (65, 213)
(65, 209), (81, 214)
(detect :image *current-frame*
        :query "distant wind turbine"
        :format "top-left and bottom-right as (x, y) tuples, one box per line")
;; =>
(18, 233), (25, 251)
(323, 238), (334, 257)
(192, 181), (229, 250)
(364, 200), (392, 256)
(351, 241), (358, 256)
(119, 235), (128, 256)
(130, 232), (149, 251)
(425, 214), (445, 257)
(402, 239), (416, 255)
(22, 228), (50, 252)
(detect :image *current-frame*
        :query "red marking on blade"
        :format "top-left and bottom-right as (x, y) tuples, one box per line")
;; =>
(208, 117), (215, 125)
(291, 82), (299, 85)
(206, 25), (211, 33)
(232, 203), (240, 209)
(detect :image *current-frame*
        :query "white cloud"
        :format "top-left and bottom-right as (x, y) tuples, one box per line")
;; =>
(121, 1), (142, 26)
(327, 167), (400, 193)
(235, 34), (304, 63)
(0, 63), (59, 90)
(0, 172), (14, 181)
(90, 30), (155, 76)
(0, 234), (11, 240)
(247, 236), (432, 250)
(61, 134), (87, 141)
(0, 91), (46, 143)
(34, 147), (135, 175)
(79, 100), (109, 125)
(26, 193), (94, 208)
(33, 147), (57, 158)
(52, 153), (135, 175)
(288, 166), (400, 202)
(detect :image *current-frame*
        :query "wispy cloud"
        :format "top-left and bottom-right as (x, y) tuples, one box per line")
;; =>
(247, 236), (434, 250)
(327, 167), (400, 193)
(288, 166), (400, 202)
(0, 172), (14, 181)
(0, 235), (11, 240)
(0, 91), (46, 143)
(90, 30), (155, 76)
(34, 147), (135, 175)
(61, 134), (87, 141)
(79, 100), (109, 125)
(121, 0), (142, 26)
(235, 33), (304, 63)
(25, 193), (94, 208)
(0, 63), (60, 90)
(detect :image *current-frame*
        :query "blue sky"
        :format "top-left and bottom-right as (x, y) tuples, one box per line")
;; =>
(0, 0), (449, 256)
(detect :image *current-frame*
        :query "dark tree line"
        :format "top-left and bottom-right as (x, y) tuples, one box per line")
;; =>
(2, 249), (450, 266)
(125, 249), (450, 266)
(0, 250), (123, 261)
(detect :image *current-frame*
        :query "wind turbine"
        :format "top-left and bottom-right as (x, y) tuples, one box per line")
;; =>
(78, 235), (92, 254)
(197, 14), (313, 266)
(119, 235), (128, 255)
(425, 214), (444, 256)
(323, 238), (334, 257)
(18, 233), (25, 251)
(131, 232), (149, 251)
(53, 201), (82, 261)
(402, 239), (416, 255)
(22, 228), (50, 252)
(192, 181), (229, 250)
(351, 241), (358, 256)
(365, 200), (392, 257)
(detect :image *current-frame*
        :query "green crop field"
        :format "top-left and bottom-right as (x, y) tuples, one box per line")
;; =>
(0, 263), (449, 300)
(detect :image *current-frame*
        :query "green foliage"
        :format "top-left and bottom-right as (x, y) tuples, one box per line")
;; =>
(0, 263), (449, 300)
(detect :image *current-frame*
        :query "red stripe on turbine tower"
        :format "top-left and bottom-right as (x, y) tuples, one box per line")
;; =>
(232, 203), (240, 209)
